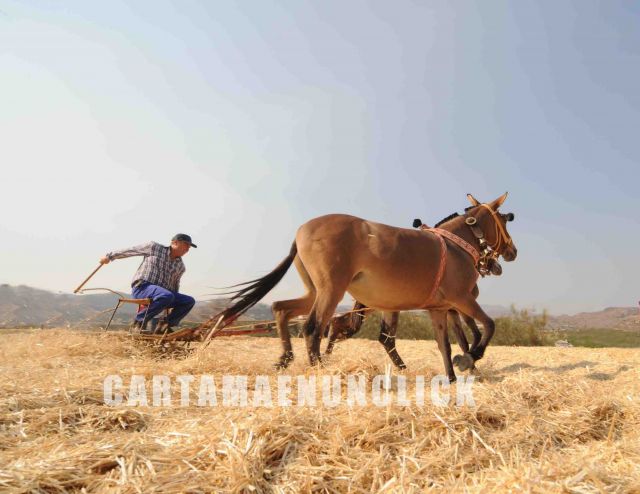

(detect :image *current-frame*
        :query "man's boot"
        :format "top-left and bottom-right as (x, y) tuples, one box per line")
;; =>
(155, 320), (177, 335)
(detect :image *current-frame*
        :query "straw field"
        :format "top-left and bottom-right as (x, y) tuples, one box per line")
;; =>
(1, 329), (639, 493)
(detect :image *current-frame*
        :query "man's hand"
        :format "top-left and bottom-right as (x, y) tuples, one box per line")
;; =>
(100, 256), (111, 265)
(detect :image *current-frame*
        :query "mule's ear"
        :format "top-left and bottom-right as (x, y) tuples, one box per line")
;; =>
(489, 192), (508, 209)
(466, 193), (480, 207)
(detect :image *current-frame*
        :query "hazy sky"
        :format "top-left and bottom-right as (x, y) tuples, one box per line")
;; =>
(1, 1), (638, 315)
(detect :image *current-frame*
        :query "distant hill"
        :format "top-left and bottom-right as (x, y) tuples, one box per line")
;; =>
(548, 307), (640, 331)
(0, 284), (135, 327)
(482, 305), (514, 318)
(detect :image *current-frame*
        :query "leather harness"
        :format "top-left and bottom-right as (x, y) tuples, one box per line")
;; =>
(417, 204), (510, 307)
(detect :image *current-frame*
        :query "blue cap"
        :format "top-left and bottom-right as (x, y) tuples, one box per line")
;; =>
(172, 233), (197, 248)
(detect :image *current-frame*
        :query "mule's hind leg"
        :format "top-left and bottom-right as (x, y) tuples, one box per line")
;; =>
(303, 288), (348, 366)
(449, 311), (475, 372)
(378, 311), (406, 370)
(430, 309), (456, 383)
(271, 256), (315, 369)
(272, 296), (313, 369)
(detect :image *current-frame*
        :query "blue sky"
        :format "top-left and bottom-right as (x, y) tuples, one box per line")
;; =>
(1, 1), (638, 315)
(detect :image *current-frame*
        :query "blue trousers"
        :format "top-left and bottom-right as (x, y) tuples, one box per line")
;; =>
(131, 282), (196, 327)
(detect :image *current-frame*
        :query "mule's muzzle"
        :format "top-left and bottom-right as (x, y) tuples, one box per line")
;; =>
(326, 327), (350, 341)
(503, 245), (517, 262)
(488, 258), (502, 276)
(334, 330), (349, 341)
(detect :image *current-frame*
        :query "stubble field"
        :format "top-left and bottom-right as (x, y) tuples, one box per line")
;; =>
(0, 329), (639, 493)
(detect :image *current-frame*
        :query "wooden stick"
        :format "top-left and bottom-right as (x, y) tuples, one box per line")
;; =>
(199, 315), (225, 351)
(74, 264), (104, 294)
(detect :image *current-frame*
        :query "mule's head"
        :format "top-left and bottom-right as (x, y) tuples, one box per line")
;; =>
(467, 192), (518, 262)
(327, 305), (367, 341)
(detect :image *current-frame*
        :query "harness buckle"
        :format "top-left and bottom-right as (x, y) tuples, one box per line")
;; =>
(465, 217), (477, 226)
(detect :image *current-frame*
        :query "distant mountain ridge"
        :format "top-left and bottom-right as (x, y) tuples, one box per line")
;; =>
(0, 284), (274, 328)
(1, 285), (638, 330)
(548, 307), (640, 331)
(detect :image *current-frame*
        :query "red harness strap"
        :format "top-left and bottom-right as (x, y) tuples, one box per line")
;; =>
(422, 232), (447, 306)
(429, 228), (480, 265)
(418, 225), (480, 307)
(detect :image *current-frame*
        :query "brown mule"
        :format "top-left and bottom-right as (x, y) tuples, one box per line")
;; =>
(219, 193), (517, 382)
(324, 221), (509, 372)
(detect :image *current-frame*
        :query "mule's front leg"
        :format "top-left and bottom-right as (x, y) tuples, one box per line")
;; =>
(272, 297), (312, 369)
(378, 311), (406, 370)
(448, 311), (475, 372)
(452, 299), (495, 364)
(304, 285), (348, 367)
(462, 314), (482, 354)
(430, 310), (456, 383)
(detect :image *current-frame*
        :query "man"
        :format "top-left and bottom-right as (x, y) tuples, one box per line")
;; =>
(100, 234), (197, 334)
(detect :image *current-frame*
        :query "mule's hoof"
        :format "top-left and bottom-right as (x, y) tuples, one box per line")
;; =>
(393, 359), (407, 370)
(448, 375), (457, 384)
(274, 352), (294, 370)
(454, 353), (475, 372)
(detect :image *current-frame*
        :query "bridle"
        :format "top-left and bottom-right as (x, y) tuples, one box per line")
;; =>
(413, 201), (515, 281)
(463, 203), (514, 277)
(480, 203), (513, 252)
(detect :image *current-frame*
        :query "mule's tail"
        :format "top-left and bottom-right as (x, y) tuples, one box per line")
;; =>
(218, 241), (298, 325)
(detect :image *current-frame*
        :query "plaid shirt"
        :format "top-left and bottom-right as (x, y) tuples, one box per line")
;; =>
(106, 242), (186, 292)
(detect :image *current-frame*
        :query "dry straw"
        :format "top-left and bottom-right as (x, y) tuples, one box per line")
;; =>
(0, 329), (639, 493)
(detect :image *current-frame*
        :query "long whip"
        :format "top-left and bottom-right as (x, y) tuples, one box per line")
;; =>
(73, 264), (104, 294)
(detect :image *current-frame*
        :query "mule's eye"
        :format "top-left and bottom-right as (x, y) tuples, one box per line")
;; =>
(503, 213), (514, 222)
